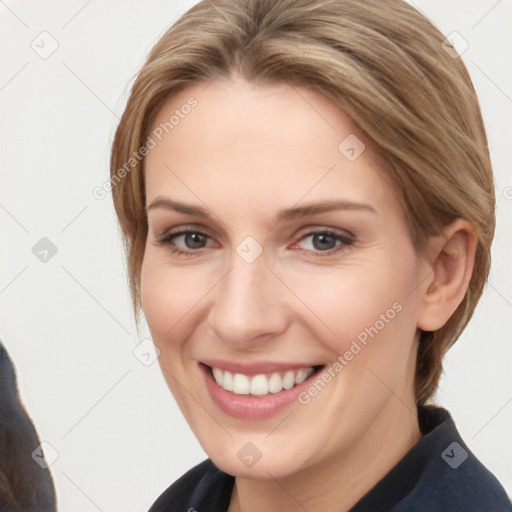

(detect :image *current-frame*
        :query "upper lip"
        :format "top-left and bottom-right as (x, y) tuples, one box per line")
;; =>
(200, 359), (322, 376)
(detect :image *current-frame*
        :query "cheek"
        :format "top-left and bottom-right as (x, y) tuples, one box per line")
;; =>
(284, 250), (420, 364)
(140, 250), (201, 345)
(139, 251), (207, 410)
(297, 270), (408, 336)
(286, 266), (419, 442)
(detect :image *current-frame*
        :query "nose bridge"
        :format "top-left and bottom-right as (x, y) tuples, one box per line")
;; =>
(208, 249), (287, 344)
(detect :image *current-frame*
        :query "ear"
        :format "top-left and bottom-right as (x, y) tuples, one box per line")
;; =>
(417, 219), (477, 332)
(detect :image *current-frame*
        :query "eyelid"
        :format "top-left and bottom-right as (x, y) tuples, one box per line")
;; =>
(281, 226), (355, 260)
(155, 226), (216, 245)
(291, 225), (355, 245)
(155, 223), (213, 239)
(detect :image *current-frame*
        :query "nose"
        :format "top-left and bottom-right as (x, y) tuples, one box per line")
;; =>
(207, 252), (289, 349)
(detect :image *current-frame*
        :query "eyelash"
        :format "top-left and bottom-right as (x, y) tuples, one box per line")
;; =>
(290, 230), (354, 258)
(155, 227), (214, 257)
(155, 227), (354, 258)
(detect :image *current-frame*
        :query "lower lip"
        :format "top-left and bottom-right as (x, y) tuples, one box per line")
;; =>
(200, 363), (319, 420)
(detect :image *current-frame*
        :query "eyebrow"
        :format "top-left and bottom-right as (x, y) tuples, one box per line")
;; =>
(276, 199), (376, 220)
(146, 197), (376, 220)
(147, 197), (210, 217)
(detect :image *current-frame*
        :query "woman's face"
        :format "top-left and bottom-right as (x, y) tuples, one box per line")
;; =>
(141, 76), (429, 478)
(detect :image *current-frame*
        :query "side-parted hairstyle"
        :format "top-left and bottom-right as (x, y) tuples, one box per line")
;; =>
(110, 0), (495, 404)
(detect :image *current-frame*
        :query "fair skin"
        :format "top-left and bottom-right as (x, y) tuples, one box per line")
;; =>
(141, 76), (475, 512)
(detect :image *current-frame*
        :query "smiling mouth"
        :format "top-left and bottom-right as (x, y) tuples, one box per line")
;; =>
(204, 364), (324, 396)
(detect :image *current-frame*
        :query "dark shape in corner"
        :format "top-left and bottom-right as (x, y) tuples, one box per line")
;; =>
(0, 342), (57, 511)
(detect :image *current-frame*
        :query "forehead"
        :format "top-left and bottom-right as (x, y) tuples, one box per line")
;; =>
(143, 77), (400, 220)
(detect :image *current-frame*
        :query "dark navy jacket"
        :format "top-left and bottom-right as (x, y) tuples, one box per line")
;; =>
(149, 406), (511, 511)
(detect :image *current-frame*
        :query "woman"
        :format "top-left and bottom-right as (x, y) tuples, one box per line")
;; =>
(110, 0), (511, 510)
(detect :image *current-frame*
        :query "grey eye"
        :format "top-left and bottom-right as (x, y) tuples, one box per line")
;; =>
(311, 233), (337, 251)
(182, 232), (208, 249)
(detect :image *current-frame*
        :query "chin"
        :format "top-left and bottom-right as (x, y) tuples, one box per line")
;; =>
(195, 429), (317, 480)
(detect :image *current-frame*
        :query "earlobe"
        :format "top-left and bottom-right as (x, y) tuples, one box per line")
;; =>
(417, 220), (477, 332)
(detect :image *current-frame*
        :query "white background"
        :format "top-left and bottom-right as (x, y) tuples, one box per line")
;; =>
(0, 1), (511, 510)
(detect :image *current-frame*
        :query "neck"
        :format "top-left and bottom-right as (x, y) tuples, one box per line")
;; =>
(228, 392), (422, 512)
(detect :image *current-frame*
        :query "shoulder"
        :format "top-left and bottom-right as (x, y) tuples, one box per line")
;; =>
(352, 406), (511, 512)
(412, 406), (511, 512)
(408, 435), (512, 512)
(148, 459), (234, 512)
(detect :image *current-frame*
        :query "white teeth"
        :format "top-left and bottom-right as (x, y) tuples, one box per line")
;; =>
(223, 370), (233, 391)
(268, 373), (282, 393)
(232, 373), (250, 395)
(250, 374), (268, 396)
(212, 367), (223, 384)
(295, 368), (310, 385)
(282, 371), (295, 390)
(210, 366), (315, 395)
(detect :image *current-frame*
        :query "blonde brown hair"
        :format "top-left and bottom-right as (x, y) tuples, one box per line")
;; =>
(110, 0), (495, 404)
